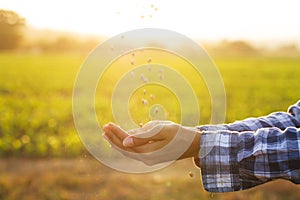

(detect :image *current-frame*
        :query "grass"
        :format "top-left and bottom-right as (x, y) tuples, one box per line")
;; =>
(1, 52), (299, 157)
(215, 56), (300, 121)
(0, 52), (83, 157)
(0, 51), (299, 199)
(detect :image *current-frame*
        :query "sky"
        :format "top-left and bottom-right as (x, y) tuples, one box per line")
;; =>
(1, 0), (300, 46)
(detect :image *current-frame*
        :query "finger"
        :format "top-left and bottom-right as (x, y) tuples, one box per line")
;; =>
(142, 120), (173, 130)
(103, 129), (138, 154)
(103, 122), (162, 152)
(130, 141), (177, 166)
(131, 140), (167, 153)
(127, 121), (159, 135)
(105, 122), (129, 141)
(127, 121), (173, 136)
(123, 121), (174, 147)
(123, 125), (164, 147)
(103, 128), (124, 149)
(127, 127), (140, 135)
(103, 123), (142, 153)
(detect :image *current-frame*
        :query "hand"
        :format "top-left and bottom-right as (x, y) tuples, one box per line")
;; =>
(103, 120), (201, 166)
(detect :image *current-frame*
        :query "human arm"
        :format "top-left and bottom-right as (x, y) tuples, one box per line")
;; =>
(198, 100), (300, 192)
(199, 126), (300, 192)
(103, 100), (300, 192)
(103, 120), (300, 192)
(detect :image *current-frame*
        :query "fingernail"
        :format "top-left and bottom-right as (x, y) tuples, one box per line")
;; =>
(103, 124), (109, 131)
(123, 137), (134, 147)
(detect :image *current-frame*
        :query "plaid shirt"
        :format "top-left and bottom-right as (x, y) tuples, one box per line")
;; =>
(196, 100), (300, 192)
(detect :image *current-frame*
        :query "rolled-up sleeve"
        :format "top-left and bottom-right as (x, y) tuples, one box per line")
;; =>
(196, 100), (300, 192)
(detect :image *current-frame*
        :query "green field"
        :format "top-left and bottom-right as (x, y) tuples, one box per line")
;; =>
(0, 52), (300, 199)
(0, 52), (299, 157)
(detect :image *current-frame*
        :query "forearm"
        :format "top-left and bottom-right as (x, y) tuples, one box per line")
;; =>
(195, 100), (300, 192)
(197, 127), (300, 193)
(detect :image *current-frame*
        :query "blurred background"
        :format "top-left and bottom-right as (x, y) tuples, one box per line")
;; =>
(0, 0), (299, 199)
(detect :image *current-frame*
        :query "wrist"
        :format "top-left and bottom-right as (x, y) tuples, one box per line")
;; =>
(193, 130), (201, 167)
(192, 130), (201, 157)
(179, 126), (201, 160)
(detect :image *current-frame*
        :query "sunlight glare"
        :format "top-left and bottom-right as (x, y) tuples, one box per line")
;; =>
(0, 0), (299, 43)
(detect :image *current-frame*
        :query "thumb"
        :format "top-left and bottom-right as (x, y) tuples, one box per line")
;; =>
(123, 123), (165, 147)
(123, 135), (153, 147)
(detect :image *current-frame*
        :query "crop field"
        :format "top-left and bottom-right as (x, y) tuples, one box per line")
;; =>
(0, 52), (300, 199)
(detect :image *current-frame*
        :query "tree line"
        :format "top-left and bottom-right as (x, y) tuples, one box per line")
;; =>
(0, 9), (299, 56)
(0, 9), (25, 50)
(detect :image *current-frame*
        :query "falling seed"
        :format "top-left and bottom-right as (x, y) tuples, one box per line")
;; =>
(144, 100), (148, 105)
(147, 58), (152, 63)
(143, 89), (146, 95)
(143, 77), (149, 83)
(148, 65), (152, 71)
(140, 74), (145, 81)
(151, 4), (154, 8)
(159, 74), (164, 81)
(189, 171), (194, 178)
(131, 59), (135, 65)
(139, 122), (143, 127)
(140, 15), (145, 19)
(140, 73), (149, 83)
(130, 71), (135, 77)
(149, 94), (154, 100)
(142, 98), (148, 105)
(154, 7), (158, 11)
(155, 107), (159, 114)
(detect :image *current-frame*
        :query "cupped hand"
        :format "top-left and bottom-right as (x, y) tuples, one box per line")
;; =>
(103, 121), (201, 165)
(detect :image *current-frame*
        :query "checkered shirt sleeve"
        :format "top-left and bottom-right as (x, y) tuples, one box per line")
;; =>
(196, 100), (300, 192)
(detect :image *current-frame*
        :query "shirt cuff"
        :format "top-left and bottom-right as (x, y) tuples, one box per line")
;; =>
(197, 131), (241, 192)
